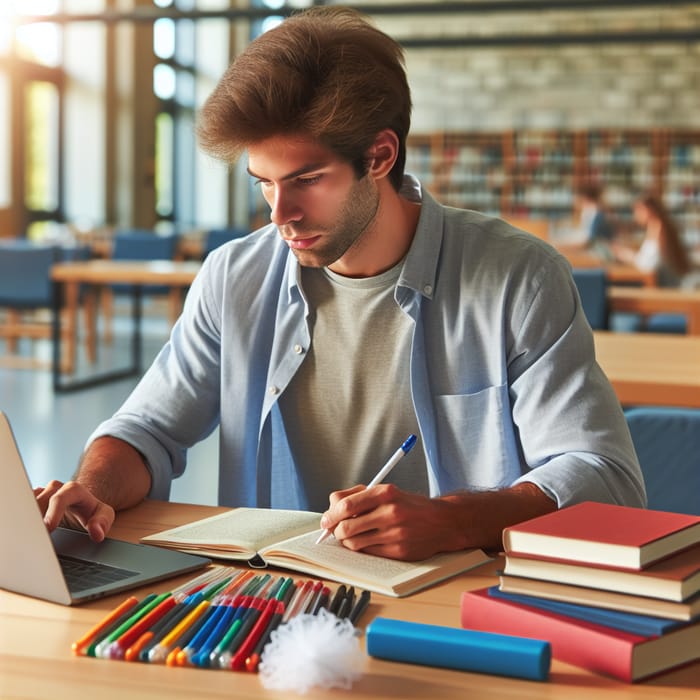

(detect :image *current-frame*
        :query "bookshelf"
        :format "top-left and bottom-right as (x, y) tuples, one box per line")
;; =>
(407, 129), (700, 248)
(663, 130), (700, 248)
(509, 130), (583, 221)
(406, 133), (507, 217)
(584, 130), (663, 223)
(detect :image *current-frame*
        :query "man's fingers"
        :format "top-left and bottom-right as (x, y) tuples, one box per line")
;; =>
(34, 480), (66, 517)
(42, 480), (114, 541)
(327, 484), (365, 507)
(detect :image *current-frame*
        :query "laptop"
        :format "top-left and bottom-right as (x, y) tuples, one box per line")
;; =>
(0, 411), (210, 605)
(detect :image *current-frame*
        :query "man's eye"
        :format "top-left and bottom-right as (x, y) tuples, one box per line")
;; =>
(297, 175), (322, 186)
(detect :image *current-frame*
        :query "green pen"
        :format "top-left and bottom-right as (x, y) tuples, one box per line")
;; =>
(86, 593), (159, 658)
(95, 592), (169, 659)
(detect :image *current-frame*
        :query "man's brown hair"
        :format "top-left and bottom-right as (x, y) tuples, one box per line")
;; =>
(197, 7), (412, 190)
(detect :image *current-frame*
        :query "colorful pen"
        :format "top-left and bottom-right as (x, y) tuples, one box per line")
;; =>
(135, 594), (202, 662)
(178, 572), (255, 668)
(216, 597), (267, 669)
(315, 434), (418, 544)
(244, 602), (286, 673)
(148, 599), (211, 663)
(87, 593), (158, 658)
(230, 598), (278, 670)
(105, 593), (176, 660)
(71, 596), (139, 656)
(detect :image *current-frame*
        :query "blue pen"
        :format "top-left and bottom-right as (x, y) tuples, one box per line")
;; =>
(181, 603), (229, 666)
(193, 576), (266, 668)
(194, 603), (238, 667)
(316, 434), (418, 544)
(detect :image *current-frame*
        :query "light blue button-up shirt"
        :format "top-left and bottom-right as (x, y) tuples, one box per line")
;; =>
(89, 180), (646, 511)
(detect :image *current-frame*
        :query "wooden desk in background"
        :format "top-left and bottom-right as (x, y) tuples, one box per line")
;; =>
(608, 286), (700, 336)
(594, 331), (700, 408)
(51, 260), (201, 392)
(557, 246), (657, 287)
(1, 500), (698, 699)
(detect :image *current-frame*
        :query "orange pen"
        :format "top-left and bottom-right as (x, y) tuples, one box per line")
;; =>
(124, 631), (153, 662)
(71, 596), (139, 656)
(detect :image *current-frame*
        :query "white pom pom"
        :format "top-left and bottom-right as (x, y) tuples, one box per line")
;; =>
(258, 609), (365, 694)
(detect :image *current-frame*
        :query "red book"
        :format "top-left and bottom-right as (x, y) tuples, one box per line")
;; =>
(502, 501), (700, 570)
(461, 587), (700, 682)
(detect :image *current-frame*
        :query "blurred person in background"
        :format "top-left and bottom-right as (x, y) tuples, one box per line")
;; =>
(574, 183), (615, 256)
(612, 192), (692, 287)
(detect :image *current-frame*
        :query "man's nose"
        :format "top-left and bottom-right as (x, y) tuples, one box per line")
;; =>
(269, 186), (302, 226)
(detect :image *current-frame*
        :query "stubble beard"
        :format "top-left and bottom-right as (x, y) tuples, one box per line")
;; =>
(287, 175), (380, 269)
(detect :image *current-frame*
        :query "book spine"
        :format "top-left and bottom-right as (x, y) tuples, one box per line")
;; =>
(460, 588), (638, 682)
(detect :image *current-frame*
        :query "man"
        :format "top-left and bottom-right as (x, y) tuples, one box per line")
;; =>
(38, 7), (645, 561)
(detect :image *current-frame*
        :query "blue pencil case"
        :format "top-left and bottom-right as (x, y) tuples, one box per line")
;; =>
(365, 617), (550, 682)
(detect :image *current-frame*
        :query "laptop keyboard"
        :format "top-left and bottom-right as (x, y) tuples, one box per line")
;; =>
(58, 554), (139, 592)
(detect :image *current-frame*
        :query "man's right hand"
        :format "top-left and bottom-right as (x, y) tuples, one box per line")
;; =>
(34, 480), (115, 543)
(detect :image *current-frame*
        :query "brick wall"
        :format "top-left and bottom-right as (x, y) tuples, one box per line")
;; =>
(348, 2), (700, 133)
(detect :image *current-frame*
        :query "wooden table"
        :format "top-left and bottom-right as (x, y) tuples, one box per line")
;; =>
(608, 286), (700, 335)
(1, 500), (698, 699)
(594, 331), (700, 407)
(557, 246), (657, 286)
(51, 260), (201, 392)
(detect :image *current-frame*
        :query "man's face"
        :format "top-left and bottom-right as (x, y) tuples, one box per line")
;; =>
(247, 135), (380, 270)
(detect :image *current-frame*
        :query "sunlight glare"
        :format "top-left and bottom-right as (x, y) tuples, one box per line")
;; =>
(3, 0), (61, 65)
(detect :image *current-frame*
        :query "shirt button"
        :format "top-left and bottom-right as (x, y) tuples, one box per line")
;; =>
(293, 344), (304, 354)
(423, 284), (433, 295)
(268, 386), (279, 396)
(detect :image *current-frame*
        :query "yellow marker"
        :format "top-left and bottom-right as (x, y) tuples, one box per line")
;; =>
(147, 600), (210, 664)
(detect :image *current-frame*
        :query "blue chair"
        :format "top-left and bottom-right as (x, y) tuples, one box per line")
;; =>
(625, 407), (700, 515)
(643, 314), (687, 334)
(203, 228), (248, 258)
(0, 242), (68, 369)
(609, 310), (687, 335)
(571, 268), (608, 330)
(110, 229), (179, 294)
(101, 230), (180, 342)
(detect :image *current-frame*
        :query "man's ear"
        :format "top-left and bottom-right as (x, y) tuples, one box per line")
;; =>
(365, 129), (399, 179)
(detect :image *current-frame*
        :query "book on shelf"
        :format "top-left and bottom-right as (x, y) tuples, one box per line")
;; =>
(498, 573), (700, 622)
(461, 586), (700, 683)
(141, 507), (491, 598)
(502, 541), (700, 602)
(502, 501), (700, 570)
(490, 584), (689, 635)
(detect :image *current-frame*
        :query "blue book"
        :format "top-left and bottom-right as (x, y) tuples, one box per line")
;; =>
(488, 586), (684, 637)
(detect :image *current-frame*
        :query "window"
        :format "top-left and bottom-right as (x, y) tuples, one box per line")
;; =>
(3, 1), (64, 239)
(24, 81), (60, 213)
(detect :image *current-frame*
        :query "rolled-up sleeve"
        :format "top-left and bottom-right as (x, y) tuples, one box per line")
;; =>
(85, 254), (224, 499)
(508, 253), (646, 508)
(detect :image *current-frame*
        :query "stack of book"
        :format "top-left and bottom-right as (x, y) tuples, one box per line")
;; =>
(460, 501), (700, 682)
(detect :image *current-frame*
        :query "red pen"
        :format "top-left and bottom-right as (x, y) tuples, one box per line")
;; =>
(230, 598), (278, 671)
(245, 601), (286, 673)
(111, 595), (177, 660)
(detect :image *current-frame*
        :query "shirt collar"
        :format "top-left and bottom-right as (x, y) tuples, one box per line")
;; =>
(284, 173), (443, 303)
(398, 174), (442, 299)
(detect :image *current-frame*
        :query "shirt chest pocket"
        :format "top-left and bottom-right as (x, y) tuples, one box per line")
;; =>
(433, 384), (519, 491)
